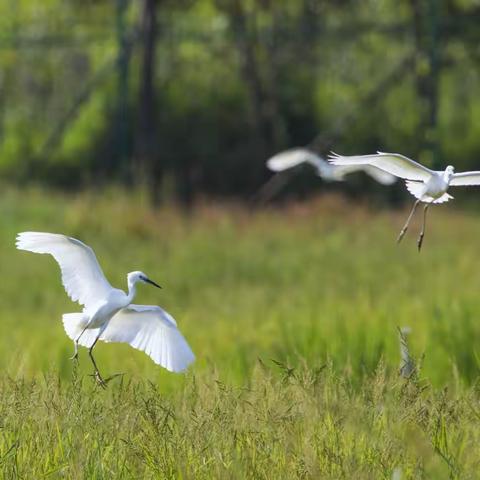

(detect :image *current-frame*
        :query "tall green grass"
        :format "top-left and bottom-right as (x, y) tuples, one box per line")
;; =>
(1, 363), (479, 478)
(2, 188), (480, 477)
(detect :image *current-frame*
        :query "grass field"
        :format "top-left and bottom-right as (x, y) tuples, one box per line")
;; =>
(2, 188), (480, 478)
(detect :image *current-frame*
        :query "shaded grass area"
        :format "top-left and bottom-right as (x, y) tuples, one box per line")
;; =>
(2, 188), (480, 477)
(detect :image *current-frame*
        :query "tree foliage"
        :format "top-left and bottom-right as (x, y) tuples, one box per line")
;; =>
(1, 0), (479, 201)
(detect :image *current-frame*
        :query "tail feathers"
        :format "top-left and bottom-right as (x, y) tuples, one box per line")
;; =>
(431, 192), (454, 204)
(405, 181), (425, 200)
(62, 313), (100, 348)
(405, 181), (453, 204)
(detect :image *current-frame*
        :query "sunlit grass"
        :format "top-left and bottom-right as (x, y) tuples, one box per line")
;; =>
(1, 362), (479, 478)
(2, 187), (480, 477)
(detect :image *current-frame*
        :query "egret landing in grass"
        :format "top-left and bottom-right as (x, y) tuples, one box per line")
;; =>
(267, 148), (397, 185)
(16, 232), (195, 388)
(329, 151), (480, 250)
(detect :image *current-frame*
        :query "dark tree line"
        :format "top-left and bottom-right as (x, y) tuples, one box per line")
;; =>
(1, 0), (480, 204)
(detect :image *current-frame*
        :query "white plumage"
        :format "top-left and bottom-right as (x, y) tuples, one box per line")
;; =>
(101, 305), (194, 373)
(405, 181), (453, 204)
(329, 151), (432, 182)
(267, 147), (396, 185)
(16, 232), (112, 308)
(450, 172), (480, 186)
(16, 232), (195, 385)
(329, 151), (480, 250)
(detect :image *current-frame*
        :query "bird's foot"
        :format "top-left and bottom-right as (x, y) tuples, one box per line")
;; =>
(417, 233), (425, 251)
(90, 370), (108, 389)
(89, 371), (124, 389)
(69, 352), (79, 362)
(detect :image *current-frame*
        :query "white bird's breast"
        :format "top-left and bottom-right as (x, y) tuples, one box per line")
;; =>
(85, 288), (129, 329)
(424, 174), (449, 199)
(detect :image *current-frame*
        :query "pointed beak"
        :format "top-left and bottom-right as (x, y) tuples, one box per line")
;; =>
(145, 278), (162, 289)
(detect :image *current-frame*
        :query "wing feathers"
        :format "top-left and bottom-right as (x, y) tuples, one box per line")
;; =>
(329, 152), (433, 181)
(101, 305), (195, 373)
(450, 171), (480, 186)
(267, 148), (397, 184)
(266, 148), (326, 173)
(16, 232), (113, 308)
(361, 165), (397, 185)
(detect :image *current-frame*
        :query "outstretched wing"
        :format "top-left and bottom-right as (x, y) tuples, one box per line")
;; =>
(267, 148), (398, 185)
(330, 164), (397, 184)
(361, 165), (397, 185)
(16, 232), (113, 308)
(329, 152), (433, 181)
(266, 148), (327, 173)
(450, 171), (480, 186)
(101, 305), (195, 373)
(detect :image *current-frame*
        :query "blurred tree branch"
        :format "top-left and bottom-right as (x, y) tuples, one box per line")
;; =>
(39, 59), (116, 161)
(309, 55), (416, 153)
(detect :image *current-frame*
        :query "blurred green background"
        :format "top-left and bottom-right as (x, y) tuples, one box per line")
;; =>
(1, 0), (480, 202)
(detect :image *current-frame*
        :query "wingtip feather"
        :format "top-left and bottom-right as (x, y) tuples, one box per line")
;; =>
(327, 151), (342, 164)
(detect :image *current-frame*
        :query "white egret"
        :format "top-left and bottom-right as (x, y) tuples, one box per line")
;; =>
(329, 151), (480, 250)
(267, 147), (397, 185)
(16, 232), (195, 387)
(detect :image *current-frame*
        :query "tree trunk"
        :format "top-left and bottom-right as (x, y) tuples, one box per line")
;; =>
(217, 0), (282, 191)
(410, 0), (441, 168)
(115, 0), (131, 181)
(261, 3), (287, 152)
(135, 0), (160, 202)
(229, 1), (266, 143)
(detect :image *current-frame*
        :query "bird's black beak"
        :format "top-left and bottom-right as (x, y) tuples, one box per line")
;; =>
(145, 278), (162, 289)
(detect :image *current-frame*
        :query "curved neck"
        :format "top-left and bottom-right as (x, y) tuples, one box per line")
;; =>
(443, 169), (453, 183)
(126, 279), (138, 305)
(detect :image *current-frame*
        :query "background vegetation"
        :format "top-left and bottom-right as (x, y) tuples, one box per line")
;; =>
(3, 0), (480, 478)
(2, 0), (480, 202)
(2, 190), (480, 478)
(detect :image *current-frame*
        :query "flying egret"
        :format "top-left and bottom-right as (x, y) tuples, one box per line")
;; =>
(266, 147), (397, 185)
(329, 151), (480, 250)
(16, 232), (195, 387)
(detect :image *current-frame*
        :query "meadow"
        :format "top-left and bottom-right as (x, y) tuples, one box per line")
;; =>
(2, 188), (480, 478)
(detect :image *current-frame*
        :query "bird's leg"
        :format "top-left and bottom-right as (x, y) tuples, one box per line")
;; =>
(88, 333), (107, 389)
(417, 203), (430, 251)
(397, 199), (420, 243)
(69, 325), (89, 361)
(69, 341), (79, 361)
(88, 330), (123, 389)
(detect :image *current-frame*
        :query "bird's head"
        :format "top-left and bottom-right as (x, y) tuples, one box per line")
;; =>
(445, 165), (455, 178)
(128, 271), (162, 289)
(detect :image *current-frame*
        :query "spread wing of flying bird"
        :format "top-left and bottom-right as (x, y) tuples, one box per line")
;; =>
(16, 232), (114, 308)
(267, 148), (396, 184)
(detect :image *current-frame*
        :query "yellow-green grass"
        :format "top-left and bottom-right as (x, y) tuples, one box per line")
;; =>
(2, 187), (480, 478)
(3, 187), (480, 386)
(2, 363), (479, 479)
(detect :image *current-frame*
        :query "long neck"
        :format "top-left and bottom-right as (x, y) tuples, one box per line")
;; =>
(126, 279), (137, 305)
(443, 169), (453, 183)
